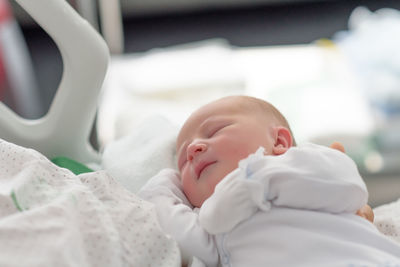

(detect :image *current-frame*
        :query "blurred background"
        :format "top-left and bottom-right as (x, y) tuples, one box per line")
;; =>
(3, 0), (400, 207)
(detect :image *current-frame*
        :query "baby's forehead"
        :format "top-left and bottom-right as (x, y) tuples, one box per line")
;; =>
(187, 97), (249, 122)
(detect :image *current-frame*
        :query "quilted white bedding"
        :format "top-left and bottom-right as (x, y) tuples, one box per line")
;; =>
(0, 139), (181, 267)
(374, 199), (400, 244)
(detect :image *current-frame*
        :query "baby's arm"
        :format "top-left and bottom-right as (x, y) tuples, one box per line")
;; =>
(138, 169), (218, 267)
(201, 144), (369, 234)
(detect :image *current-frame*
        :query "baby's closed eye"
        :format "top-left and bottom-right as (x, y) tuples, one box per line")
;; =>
(207, 123), (232, 138)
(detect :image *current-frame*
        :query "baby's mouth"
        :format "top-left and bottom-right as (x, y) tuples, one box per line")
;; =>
(195, 161), (217, 179)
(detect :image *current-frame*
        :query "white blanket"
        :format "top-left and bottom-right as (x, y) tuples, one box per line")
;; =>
(374, 198), (400, 244)
(102, 115), (178, 194)
(0, 139), (180, 267)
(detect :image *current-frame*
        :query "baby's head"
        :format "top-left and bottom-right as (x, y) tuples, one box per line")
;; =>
(176, 95), (294, 207)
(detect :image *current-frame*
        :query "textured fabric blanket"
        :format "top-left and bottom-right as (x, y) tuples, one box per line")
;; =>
(0, 139), (180, 267)
(374, 198), (400, 244)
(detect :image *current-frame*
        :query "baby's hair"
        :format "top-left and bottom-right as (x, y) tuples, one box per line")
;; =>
(234, 95), (297, 146)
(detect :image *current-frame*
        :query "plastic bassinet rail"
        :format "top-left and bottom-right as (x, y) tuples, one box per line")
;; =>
(0, 0), (109, 164)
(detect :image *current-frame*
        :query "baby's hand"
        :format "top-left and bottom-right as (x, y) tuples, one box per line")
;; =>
(330, 141), (345, 153)
(330, 142), (374, 223)
(356, 204), (374, 223)
(139, 168), (192, 207)
(199, 168), (262, 235)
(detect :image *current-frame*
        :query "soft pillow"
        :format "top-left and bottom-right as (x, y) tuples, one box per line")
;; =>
(101, 115), (178, 193)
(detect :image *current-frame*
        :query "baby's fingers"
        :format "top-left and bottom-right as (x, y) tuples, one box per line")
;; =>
(356, 204), (374, 223)
(330, 142), (345, 153)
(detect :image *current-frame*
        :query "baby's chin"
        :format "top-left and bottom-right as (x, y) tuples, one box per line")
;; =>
(189, 168), (236, 208)
(183, 188), (206, 208)
(191, 195), (208, 208)
(189, 191), (212, 208)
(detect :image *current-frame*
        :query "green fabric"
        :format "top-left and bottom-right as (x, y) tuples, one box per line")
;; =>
(11, 191), (23, 211)
(51, 157), (93, 175)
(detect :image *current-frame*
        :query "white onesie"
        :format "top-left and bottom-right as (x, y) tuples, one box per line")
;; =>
(139, 143), (400, 266)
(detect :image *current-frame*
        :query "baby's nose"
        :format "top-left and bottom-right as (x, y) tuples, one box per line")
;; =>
(187, 142), (207, 161)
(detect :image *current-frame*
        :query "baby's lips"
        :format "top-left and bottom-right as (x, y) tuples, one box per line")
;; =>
(195, 161), (217, 179)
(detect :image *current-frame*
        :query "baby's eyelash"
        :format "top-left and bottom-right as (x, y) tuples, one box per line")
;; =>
(208, 124), (229, 137)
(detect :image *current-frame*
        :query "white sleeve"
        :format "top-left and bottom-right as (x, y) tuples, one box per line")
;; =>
(138, 168), (219, 267)
(246, 143), (368, 212)
(200, 144), (368, 234)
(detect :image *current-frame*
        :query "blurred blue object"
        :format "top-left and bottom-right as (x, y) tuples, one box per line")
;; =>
(334, 7), (400, 152)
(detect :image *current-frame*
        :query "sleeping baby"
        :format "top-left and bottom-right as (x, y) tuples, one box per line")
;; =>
(139, 95), (400, 266)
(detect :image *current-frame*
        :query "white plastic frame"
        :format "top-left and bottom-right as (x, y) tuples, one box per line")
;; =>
(0, 0), (109, 164)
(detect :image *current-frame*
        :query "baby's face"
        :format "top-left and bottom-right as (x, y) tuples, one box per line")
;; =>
(176, 97), (279, 208)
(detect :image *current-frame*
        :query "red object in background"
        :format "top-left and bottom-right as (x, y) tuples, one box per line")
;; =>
(0, 0), (11, 101)
(0, 0), (11, 22)
(0, 0), (42, 118)
(0, 42), (8, 100)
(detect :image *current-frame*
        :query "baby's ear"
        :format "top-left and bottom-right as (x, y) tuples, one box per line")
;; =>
(272, 127), (293, 155)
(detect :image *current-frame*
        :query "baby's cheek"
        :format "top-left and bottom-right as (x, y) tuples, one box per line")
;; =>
(223, 138), (253, 160)
(181, 175), (192, 197)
